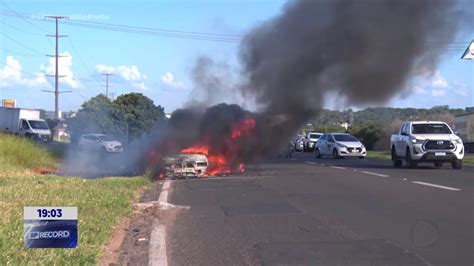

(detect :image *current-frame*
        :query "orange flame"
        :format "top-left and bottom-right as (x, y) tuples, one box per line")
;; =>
(181, 118), (256, 176)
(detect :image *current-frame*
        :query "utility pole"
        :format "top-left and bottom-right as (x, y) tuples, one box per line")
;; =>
(43, 16), (70, 119)
(101, 73), (114, 98)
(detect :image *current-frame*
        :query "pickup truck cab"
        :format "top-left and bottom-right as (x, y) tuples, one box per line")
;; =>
(303, 132), (323, 152)
(390, 121), (464, 169)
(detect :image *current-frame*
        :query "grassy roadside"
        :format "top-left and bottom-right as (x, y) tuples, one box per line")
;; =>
(367, 151), (474, 166)
(0, 134), (57, 177)
(0, 134), (151, 264)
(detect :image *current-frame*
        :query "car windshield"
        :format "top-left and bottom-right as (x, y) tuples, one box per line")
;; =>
(309, 133), (322, 139)
(412, 124), (452, 134)
(333, 134), (358, 142)
(98, 135), (114, 141)
(28, 120), (49, 130)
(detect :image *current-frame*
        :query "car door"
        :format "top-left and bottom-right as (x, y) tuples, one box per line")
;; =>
(317, 135), (327, 154)
(396, 123), (408, 155)
(20, 119), (30, 135)
(326, 135), (335, 154)
(83, 135), (98, 150)
(90, 135), (102, 150)
(80, 135), (91, 149)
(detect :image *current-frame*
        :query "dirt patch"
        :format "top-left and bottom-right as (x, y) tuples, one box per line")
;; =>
(99, 218), (131, 266)
(34, 166), (58, 175)
(116, 200), (180, 265)
(99, 182), (160, 266)
(97, 181), (168, 265)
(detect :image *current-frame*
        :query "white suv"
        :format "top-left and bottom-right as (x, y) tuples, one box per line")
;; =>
(390, 121), (464, 169)
(78, 134), (123, 153)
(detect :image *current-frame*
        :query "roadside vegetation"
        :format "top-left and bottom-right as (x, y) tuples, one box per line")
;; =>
(0, 134), (57, 177)
(366, 151), (474, 166)
(0, 133), (151, 264)
(303, 105), (471, 151)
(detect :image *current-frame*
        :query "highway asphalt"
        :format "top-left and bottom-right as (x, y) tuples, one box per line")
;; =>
(157, 152), (473, 265)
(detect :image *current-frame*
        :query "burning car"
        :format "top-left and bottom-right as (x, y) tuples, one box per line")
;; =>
(161, 153), (208, 178)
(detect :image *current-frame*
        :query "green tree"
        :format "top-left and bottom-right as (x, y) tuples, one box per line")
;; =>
(38, 109), (46, 119)
(113, 93), (165, 142)
(346, 123), (383, 150)
(67, 94), (121, 143)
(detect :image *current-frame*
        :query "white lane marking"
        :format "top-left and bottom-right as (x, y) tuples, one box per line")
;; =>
(158, 180), (190, 210)
(149, 220), (167, 266)
(412, 181), (461, 191)
(330, 166), (346, 170)
(157, 181), (169, 205)
(361, 171), (389, 178)
(304, 161), (317, 165)
(149, 180), (172, 266)
(162, 180), (170, 190)
(403, 178), (408, 181)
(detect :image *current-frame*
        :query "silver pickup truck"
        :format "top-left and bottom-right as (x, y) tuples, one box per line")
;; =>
(390, 121), (464, 169)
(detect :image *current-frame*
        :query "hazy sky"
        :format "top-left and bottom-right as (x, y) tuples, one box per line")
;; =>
(1, 0), (473, 113)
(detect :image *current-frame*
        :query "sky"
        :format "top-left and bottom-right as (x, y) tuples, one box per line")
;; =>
(0, 0), (473, 114)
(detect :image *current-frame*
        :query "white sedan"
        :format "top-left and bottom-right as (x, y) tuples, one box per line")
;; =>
(78, 134), (123, 153)
(314, 133), (366, 159)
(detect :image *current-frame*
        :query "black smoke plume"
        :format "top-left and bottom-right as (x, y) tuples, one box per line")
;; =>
(65, 0), (468, 177)
(237, 0), (465, 145)
(165, 0), (466, 161)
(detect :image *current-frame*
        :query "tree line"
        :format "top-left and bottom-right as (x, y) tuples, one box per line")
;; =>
(304, 105), (472, 151)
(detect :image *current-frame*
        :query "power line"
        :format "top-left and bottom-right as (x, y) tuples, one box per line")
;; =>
(57, 20), (241, 42)
(66, 36), (102, 87)
(0, 1), (52, 34)
(0, 31), (45, 55)
(0, 10), (241, 43)
(0, 9), (242, 38)
(2, 9), (471, 46)
(0, 60), (45, 78)
(60, 18), (243, 38)
(0, 47), (44, 57)
(0, 19), (45, 36)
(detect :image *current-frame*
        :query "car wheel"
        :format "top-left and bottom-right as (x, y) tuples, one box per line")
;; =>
(314, 148), (321, 159)
(359, 156), (365, 159)
(434, 162), (443, 168)
(332, 148), (340, 159)
(452, 160), (462, 169)
(405, 148), (417, 168)
(392, 148), (402, 168)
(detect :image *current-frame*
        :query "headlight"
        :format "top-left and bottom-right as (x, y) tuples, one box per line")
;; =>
(410, 137), (423, 144)
(360, 145), (366, 149)
(454, 138), (463, 144)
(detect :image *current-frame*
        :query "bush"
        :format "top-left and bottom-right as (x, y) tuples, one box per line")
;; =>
(346, 123), (383, 150)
